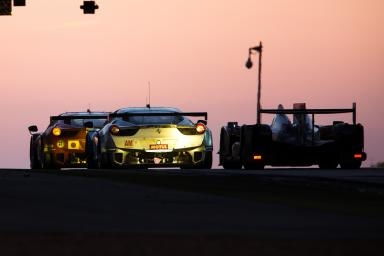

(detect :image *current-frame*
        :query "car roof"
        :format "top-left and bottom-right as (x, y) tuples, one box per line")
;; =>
(59, 112), (109, 117)
(114, 107), (181, 114)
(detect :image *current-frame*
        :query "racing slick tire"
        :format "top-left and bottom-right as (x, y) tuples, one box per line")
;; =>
(40, 153), (58, 169)
(318, 161), (339, 169)
(87, 157), (98, 169)
(222, 161), (242, 169)
(243, 162), (265, 170)
(340, 161), (361, 169)
(201, 151), (213, 169)
(86, 136), (98, 169)
(97, 151), (112, 169)
(30, 134), (40, 169)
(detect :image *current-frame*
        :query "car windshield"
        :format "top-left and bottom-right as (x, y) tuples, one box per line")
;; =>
(56, 118), (107, 128)
(121, 115), (186, 125)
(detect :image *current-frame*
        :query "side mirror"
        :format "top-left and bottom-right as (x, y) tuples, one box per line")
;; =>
(197, 120), (207, 125)
(28, 125), (38, 133)
(84, 121), (94, 128)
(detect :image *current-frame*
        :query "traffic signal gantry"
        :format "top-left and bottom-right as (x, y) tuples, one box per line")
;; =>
(0, 1), (99, 15)
(80, 1), (98, 14)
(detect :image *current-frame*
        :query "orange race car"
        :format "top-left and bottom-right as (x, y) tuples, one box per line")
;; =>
(28, 111), (109, 169)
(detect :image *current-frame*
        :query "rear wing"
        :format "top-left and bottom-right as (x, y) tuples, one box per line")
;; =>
(109, 112), (208, 121)
(260, 103), (357, 125)
(50, 115), (109, 122)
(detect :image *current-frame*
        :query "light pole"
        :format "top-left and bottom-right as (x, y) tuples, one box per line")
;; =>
(245, 42), (263, 124)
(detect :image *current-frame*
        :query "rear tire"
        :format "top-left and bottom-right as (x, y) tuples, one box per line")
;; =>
(98, 152), (112, 169)
(222, 161), (242, 169)
(87, 156), (98, 169)
(40, 153), (57, 169)
(340, 161), (361, 169)
(201, 151), (213, 169)
(30, 135), (40, 169)
(86, 137), (98, 169)
(243, 162), (264, 170)
(318, 162), (338, 169)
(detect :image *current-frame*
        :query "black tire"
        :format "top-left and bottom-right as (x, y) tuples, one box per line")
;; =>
(87, 156), (98, 169)
(243, 162), (264, 170)
(318, 162), (339, 169)
(40, 153), (57, 169)
(222, 161), (242, 169)
(30, 135), (40, 169)
(86, 137), (98, 169)
(340, 161), (361, 169)
(201, 151), (213, 169)
(98, 152), (112, 169)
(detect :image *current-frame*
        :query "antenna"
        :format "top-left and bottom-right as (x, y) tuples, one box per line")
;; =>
(146, 81), (151, 108)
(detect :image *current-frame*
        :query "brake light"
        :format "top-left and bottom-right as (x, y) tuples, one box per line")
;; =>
(196, 123), (206, 134)
(110, 125), (120, 135)
(253, 155), (262, 160)
(354, 153), (362, 159)
(52, 127), (61, 136)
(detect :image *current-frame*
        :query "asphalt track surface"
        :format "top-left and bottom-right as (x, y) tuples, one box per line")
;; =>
(1, 168), (384, 255)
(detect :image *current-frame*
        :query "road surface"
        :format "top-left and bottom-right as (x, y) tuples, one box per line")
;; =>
(1, 168), (384, 255)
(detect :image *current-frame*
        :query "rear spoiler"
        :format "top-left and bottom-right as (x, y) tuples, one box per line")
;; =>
(260, 103), (357, 125)
(109, 112), (208, 121)
(50, 115), (109, 122)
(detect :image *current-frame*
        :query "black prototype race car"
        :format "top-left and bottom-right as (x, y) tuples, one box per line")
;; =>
(219, 103), (366, 169)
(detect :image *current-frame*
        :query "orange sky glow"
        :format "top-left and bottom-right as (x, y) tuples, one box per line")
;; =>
(1, 0), (383, 168)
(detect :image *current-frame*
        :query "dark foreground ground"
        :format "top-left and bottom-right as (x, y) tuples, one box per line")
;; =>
(1, 168), (384, 255)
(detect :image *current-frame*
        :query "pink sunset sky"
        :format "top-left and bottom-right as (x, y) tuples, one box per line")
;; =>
(1, 0), (383, 168)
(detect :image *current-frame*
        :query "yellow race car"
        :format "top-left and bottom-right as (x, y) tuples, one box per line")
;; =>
(28, 112), (109, 169)
(97, 107), (213, 169)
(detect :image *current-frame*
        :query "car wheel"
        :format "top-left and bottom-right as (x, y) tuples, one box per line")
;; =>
(40, 153), (56, 169)
(85, 136), (97, 169)
(87, 156), (97, 169)
(340, 161), (361, 169)
(86, 138), (98, 169)
(30, 136), (40, 169)
(222, 161), (242, 170)
(318, 162), (339, 169)
(98, 152), (112, 169)
(201, 151), (213, 169)
(243, 162), (264, 170)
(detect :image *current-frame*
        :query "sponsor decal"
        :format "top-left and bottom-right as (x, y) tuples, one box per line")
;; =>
(149, 144), (168, 150)
(125, 140), (133, 147)
(57, 140), (65, 148)
(68, 140), (80, 150)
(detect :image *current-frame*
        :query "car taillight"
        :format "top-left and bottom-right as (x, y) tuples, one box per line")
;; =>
(52, 127), (61, 136)
(196, 123), (206, 134)
(253, 155), (262, 160)
(354, 153), (362, 159)
(110, 125), (120, 135)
